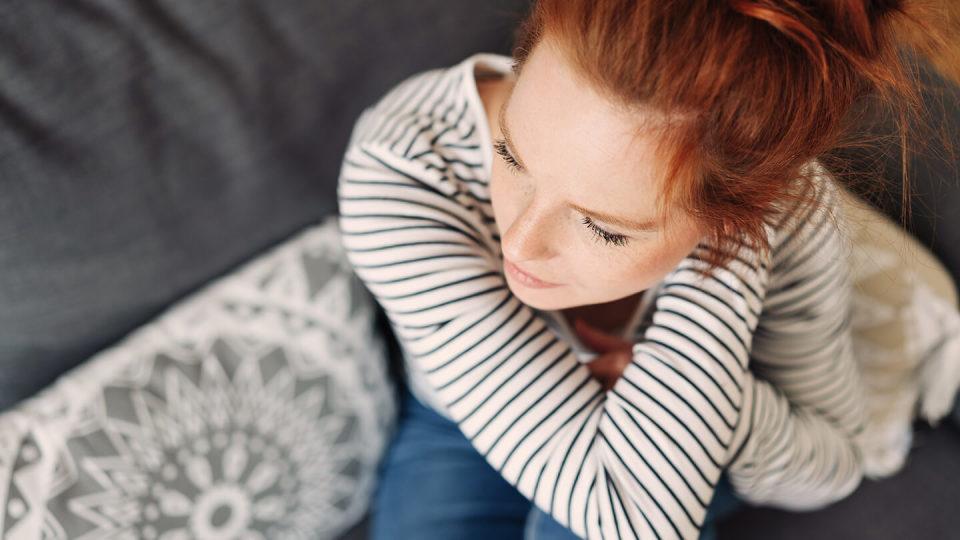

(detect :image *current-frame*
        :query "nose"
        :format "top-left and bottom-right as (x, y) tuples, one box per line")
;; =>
(500, 200), (554, 263)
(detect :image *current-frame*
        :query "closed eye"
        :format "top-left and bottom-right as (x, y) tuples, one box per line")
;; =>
(494, 136), (629, 248)
(494, 139), (523, 173)
(582, 216), (629, 247)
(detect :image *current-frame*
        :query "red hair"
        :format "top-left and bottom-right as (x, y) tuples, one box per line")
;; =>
(511, 0), (948, 272)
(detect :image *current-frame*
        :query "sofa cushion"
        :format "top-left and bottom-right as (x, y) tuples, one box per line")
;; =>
(718, 421), (960, 539)
(0, 217), (396, 540)
(0, 0), (531, 410)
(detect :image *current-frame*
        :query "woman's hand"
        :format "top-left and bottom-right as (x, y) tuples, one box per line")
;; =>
(573, 318), (634, 391)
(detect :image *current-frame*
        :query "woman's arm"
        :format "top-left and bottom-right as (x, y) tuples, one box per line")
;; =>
(750, 174), (868, 439)
(338, 112), (862, 538)
(720, 172), (871, 508)
(573, 227), (863, 510)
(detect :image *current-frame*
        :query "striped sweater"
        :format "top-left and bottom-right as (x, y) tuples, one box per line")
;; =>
(337, 52), (868, 540)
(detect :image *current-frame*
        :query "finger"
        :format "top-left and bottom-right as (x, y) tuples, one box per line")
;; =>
(596, 371), (617, 391)
(574, 318), (631, 353)
(586, 361), (619, 378)
(585, 366), (615, 390)
(585, 352), (632, 377)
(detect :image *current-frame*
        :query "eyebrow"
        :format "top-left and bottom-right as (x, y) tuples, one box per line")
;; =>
(570, 203), (659, 232)
(496, 97), (659, 234)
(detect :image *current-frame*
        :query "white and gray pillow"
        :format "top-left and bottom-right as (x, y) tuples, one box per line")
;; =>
(0, 216), (396, 540)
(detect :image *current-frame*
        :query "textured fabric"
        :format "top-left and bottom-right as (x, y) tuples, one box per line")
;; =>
(838, 186), (960, 476)
(336, 52), (895, 539)
(0, 0), (531, 411)
(718, 421), (960, 539)
(371, 386), (741, 540)
(0, 217), (396, 540)
(369, 384), (534, 540)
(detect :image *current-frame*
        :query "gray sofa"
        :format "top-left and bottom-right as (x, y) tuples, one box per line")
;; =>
(1, 1), (956, 538)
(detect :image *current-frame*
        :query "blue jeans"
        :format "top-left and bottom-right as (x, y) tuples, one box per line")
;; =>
(371, 386), (743, 539)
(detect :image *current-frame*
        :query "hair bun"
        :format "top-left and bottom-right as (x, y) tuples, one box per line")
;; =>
(729, 0), (908, 84)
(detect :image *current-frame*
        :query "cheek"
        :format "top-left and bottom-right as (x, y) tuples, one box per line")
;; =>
(579, 231), (702, 293)
(641, 228), (703, 279)
(489, 169), (519, 236)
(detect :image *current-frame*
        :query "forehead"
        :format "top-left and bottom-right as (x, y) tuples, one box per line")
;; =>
(505, 40), (665, 206)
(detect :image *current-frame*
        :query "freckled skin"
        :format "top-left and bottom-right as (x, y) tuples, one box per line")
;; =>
(478, 37), (704, 326)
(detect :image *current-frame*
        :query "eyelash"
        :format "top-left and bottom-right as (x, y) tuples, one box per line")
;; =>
(493, 138), (629, 248)
(493, 139), (523, 173)
(582, 216), (629, 247)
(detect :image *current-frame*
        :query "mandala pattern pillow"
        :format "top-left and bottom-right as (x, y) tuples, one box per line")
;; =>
(0, 216), (397, 540)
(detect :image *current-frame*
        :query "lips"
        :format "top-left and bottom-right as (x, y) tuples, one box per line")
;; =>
(503, 258), (562, 288)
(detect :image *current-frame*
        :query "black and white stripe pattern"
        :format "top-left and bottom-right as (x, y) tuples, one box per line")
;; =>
(338, 53), (867, 539)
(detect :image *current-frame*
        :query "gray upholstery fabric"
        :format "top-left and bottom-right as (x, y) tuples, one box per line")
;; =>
(826, 51), (960, 280)
(719, 421), (960, 539)
(0, 0), (530, 410)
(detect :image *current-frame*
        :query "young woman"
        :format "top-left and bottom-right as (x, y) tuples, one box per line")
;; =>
(337, 1), (953, 538)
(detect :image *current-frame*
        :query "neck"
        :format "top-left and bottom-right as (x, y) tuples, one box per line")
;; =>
(561, 290), (645, 336)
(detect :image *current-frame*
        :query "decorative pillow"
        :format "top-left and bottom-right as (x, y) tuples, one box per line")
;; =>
(840, 187), (960, 478)
(0, 216), (397, 540)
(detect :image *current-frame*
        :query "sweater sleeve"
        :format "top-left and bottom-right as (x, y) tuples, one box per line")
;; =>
(338, 131), (862, 537)
(751, 173), (868, 439)
(723, 171), (868, 510)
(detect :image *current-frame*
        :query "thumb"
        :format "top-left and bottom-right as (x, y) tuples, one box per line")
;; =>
(573, 318), (630, 353)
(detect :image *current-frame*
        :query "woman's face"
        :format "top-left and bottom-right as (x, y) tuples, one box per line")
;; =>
(486, 39), (704, 311)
